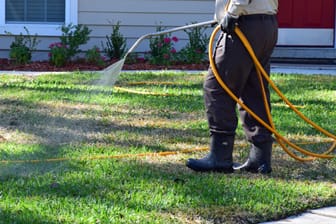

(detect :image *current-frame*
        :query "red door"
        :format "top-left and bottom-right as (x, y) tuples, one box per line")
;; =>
(277, 0), (335, 46)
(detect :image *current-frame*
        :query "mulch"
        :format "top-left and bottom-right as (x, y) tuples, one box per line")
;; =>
(0, 58), (209, 72)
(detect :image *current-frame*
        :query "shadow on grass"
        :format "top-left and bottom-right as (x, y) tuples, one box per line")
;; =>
(0, 97), (206, 143)
(0, 209), (60, 224)
(0, 96), (208, 180)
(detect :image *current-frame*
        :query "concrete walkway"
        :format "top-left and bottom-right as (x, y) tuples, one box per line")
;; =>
(271, 63), (336, 75)
(261, 206), (336, 224)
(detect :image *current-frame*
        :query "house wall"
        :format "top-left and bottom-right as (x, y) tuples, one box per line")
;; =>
(0, 0), (215, 61)
(0, 0), (335, 61)
(79, 0), (215, 54)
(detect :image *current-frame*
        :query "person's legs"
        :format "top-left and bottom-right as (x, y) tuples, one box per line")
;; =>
(239, 58), (273, 145)
(186, 15), (278, 173)
(236, 64), (274, 173)
(186, 32), (254, 172)
(234, 15), (278, 173)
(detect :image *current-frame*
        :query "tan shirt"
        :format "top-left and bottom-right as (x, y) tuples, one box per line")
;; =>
(215, 0), (278, 21)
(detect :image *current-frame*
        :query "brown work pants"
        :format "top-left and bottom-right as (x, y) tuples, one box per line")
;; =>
(204, 14), (278, 144)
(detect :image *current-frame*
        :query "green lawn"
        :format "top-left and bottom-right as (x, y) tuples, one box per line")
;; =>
(0, 71), (335, 223)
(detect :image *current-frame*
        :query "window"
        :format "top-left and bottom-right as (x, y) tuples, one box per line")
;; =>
(0, 0), (78, 35)
(6, 0), (65, 24)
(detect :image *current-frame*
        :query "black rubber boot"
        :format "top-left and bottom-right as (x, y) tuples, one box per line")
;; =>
(234, 141), (273, 174)
(186, 133), (234, 173)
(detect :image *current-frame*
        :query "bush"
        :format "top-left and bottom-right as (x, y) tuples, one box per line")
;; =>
(49, 23), (91, 66)
(7, 27), (40, 64)
(48, 42), (68, 67)
(148, 25), (179, 65)
(102, 21), (127, 60)
(60, 23), (91, 59)
(9, 45), (30, 65)
(85, 46), (105, 66)
(179, 22), (209, 64)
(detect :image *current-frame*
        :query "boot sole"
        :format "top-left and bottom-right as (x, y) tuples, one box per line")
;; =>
(233, 163), (272, 174)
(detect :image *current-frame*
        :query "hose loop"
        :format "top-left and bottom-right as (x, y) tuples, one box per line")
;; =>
(208, 25), (335, 161)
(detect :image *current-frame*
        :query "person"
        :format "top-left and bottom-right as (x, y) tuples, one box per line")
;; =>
(186, 0), (278, 174)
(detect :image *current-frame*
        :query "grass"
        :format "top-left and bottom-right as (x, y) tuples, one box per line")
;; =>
(0, 71), (335, 223)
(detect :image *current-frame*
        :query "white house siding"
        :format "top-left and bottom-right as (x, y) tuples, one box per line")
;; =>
(80, 0), (215, 54)
(0, 0), (216, 61)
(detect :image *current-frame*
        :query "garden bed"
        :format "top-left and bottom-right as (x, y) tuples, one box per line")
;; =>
(0, 58), (209, 72)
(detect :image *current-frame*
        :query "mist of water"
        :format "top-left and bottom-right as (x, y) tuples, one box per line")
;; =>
(96, 58), (126, 87)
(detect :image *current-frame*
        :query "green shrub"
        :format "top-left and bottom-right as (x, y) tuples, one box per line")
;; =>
(179, 22), (209, 64)
(102, 21), (127, 60)
(48, 42), (68, 67)
(60, 23), (91, 60)
(9, 45), (30, 65)
(49, 23), (91, 66)
(86, 46), (105, 66)
(7, 27), (40, 64)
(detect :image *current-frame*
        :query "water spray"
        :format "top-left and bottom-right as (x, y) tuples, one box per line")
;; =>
(97, 20), (217, 87)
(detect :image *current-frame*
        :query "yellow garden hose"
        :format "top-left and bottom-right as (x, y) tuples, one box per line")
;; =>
(208, 25), (336, 161)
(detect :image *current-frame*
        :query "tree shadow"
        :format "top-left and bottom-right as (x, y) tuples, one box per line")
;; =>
(0, 94), (208, 180)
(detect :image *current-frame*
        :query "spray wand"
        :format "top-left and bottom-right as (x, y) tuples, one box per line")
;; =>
(98, 20), (216, 86)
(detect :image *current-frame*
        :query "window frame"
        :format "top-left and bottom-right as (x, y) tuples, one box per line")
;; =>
(0, 0), (78, 36)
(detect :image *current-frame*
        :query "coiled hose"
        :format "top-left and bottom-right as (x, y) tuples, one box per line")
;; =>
(208, 25), (336, 161)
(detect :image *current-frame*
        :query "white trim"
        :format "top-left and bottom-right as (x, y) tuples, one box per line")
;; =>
(0, 0), (5, 28)
(277, 28), (334, 46)
(0, 0), (78, 36)
(334, 5), (336, 48)
(66, 0), (78, 25)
